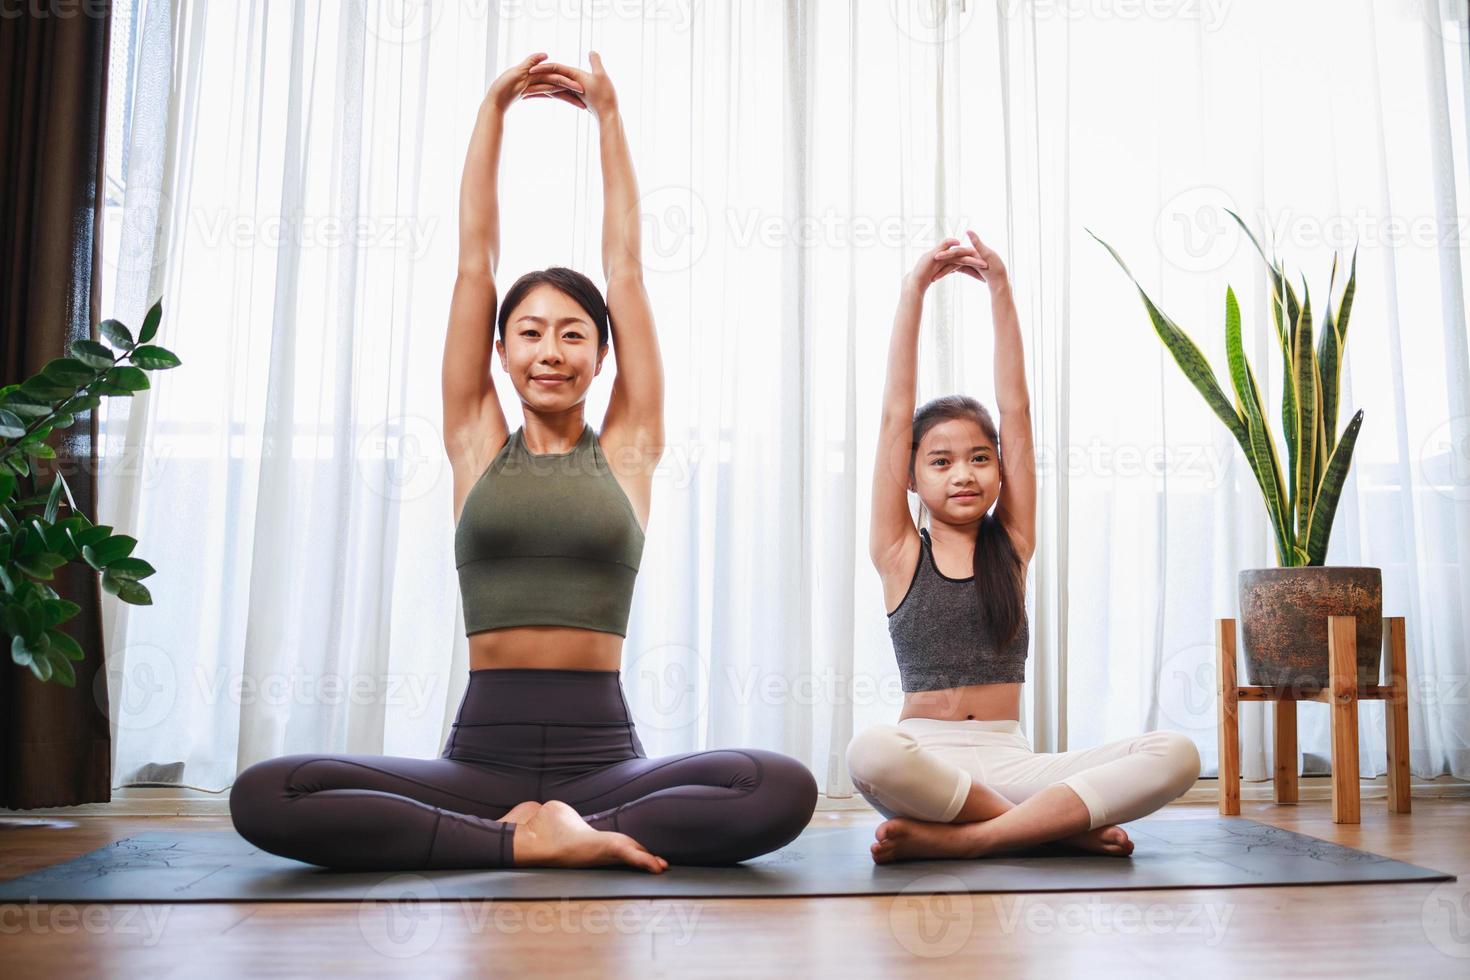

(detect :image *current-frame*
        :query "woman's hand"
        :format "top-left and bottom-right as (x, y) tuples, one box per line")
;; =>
(524, 51), (618, 119)
(903, 237), (987, 294)
(486, 52), (585, 115)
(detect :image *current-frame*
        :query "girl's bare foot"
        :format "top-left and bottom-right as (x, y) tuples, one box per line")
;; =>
(1049, 824), (1134, 857)
(869, 817), (986, 864)
(510, 800), (668, 873)
(868, 818), (1134, 863)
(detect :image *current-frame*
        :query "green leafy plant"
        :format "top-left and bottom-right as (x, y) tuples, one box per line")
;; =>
(1, 297), (180, 685)
(1089, 212), (1361, 568)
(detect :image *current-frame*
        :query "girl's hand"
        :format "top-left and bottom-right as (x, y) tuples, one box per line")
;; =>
(524, 51), (617, 118)
(964, 229), (1009, 288)
(487, 52), (585, 115)
(903, 237), (988, 294)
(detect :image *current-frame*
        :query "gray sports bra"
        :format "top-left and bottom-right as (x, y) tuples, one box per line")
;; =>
(887, 527), (1029, 692)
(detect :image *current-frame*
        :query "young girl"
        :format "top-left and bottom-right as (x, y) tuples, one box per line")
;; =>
(848, 232), (1200, 863)
(229, 52), (817, 872)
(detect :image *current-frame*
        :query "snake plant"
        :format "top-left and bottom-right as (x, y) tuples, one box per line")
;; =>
(1088, 212), (1362, 568)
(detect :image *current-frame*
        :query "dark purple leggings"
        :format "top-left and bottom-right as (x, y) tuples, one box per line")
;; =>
(228, 668), (818, 870)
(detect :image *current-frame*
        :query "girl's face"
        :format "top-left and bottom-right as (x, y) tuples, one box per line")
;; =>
(910, 416), (1001, 526)
(496, 283), (607, 408)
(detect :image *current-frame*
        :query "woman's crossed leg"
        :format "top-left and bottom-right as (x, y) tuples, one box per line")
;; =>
(229, 745), (815, 872)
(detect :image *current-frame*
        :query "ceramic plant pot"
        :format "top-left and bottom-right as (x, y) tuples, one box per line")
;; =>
(1237, 566), (1383, 690)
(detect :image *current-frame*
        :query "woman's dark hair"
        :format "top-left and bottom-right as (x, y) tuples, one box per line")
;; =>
(496, 266), (609, 348)
(909, 394), (1026, 647)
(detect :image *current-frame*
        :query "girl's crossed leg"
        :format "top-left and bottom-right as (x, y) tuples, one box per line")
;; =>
(846, 718), (1200, 862)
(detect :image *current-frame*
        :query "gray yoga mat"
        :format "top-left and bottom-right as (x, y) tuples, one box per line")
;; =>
(0, 817), (1453, 903)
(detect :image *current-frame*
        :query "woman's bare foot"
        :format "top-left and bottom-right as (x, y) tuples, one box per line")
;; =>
(510, 800), (668, 873)
(1049, 824), (1134, 857)
(870, 817), (986, 864)
(498, 801), (544, 824)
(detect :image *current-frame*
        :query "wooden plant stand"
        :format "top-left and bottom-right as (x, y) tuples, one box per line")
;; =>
(1216, 614), (1410, 824)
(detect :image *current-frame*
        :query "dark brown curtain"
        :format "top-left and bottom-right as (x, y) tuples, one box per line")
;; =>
(0, 1), (115, 808)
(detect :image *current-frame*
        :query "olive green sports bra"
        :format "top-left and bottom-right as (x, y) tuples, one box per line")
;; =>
(453, 423), (646, 637)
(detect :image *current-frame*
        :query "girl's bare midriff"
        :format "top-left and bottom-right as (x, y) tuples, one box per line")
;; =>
(468, 626), (624, 672)
(900, 682), (1021, 722)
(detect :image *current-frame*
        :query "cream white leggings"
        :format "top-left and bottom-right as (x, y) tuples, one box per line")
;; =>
(846, 718), (1201, 830)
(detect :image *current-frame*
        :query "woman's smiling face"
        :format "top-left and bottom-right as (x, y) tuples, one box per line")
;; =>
(910, 416), (1001, 525)
(497, 283), (608, 407)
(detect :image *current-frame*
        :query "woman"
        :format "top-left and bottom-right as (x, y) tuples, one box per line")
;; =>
(846, 231), (1200, 863)
(229, 52), (817, 872)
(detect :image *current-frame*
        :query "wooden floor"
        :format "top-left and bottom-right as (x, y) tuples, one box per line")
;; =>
(1, 799), (1467, 977)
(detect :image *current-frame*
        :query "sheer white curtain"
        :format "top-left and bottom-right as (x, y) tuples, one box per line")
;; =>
(998, 0), (1470, 780)
(97, 0), (1469, 803)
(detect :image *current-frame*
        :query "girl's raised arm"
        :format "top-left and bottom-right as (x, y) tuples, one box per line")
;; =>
(870, 239), (987, 572)
(967, 230), (1036, 562)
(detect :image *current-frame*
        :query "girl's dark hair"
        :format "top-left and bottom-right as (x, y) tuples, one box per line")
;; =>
(496, 266), (610, 348)
(909, 394), (1026, 647)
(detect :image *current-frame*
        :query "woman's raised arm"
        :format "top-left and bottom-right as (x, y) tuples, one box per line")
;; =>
(527, 52), (664, 465)
(870, 239), (987, 572)
(442, 53), (586, 479)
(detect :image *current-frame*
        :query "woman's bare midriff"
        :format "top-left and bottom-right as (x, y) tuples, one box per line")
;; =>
(468, 625), (624, 672)
(899, 681), (1021, 722)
